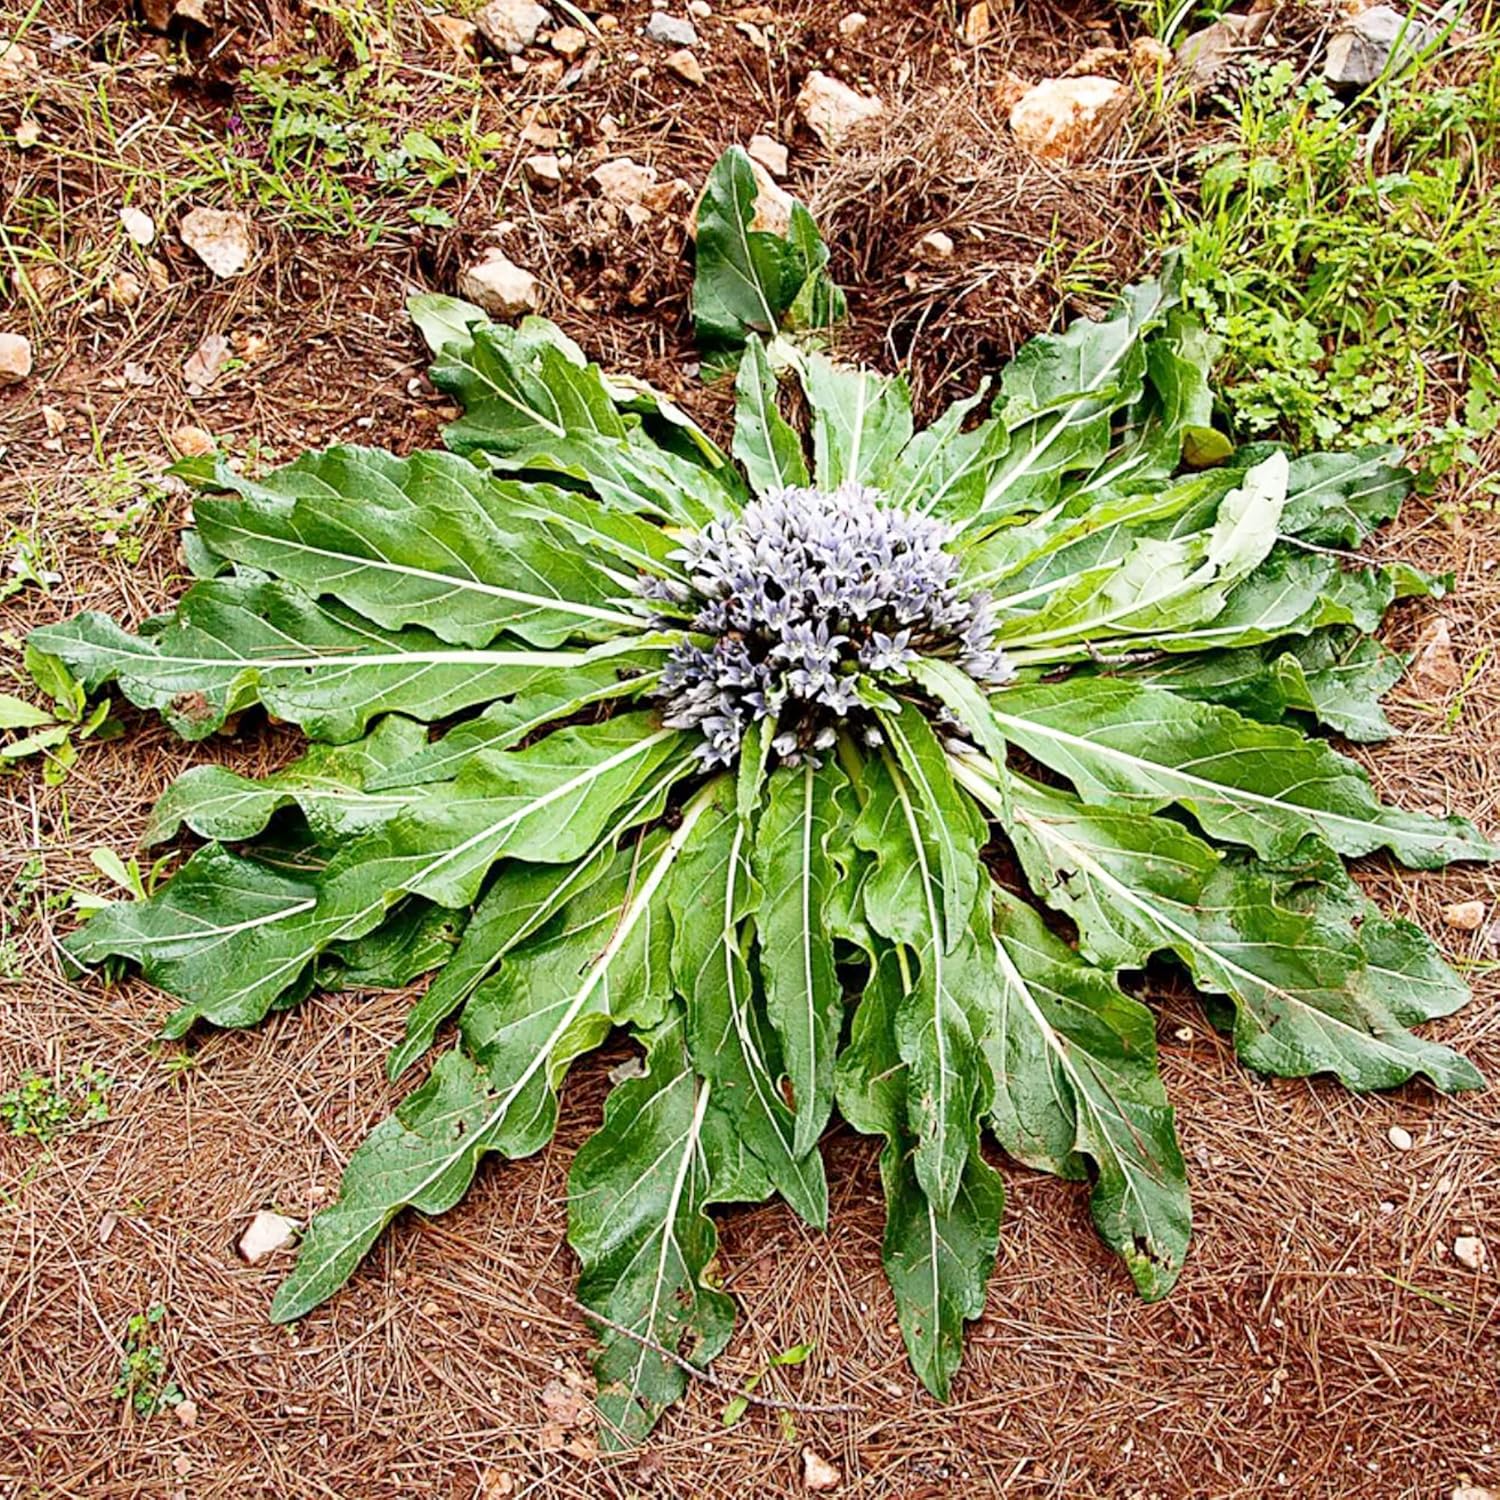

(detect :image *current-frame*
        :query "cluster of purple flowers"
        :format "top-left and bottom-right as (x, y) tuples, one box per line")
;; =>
(643, 483), (1015, 767)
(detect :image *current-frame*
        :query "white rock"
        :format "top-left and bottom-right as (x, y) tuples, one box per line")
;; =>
(1454, 1236), (1487, 1272)
(665, 47), (705, 85)
(179, 207), (253, 278)
(747, 133), (788, 177)
(796, 71), (883, 148)
(475, 0), (550, 54)
(918, 229), (954, 260)
(802, 1447), (841, 1492)
(119, 205), (156, 246)
(1386, 1125), (1413, 1151)
(0, 331), (33, 385)
(1443, 899), (1486, 932)
(1325, 5), (1438, 88)
(688, 0), (712, 16)
(524, 152), (563, 188)
(458, 250), (540, 318)
(238, 1210), (299, 1264)
(644, 12), (696, 46)
(1453, 1486), (1500, 1500)
(837, 12), (867, 37)
(1009, 75), (1127, 161)
(549, 25), (588, 58)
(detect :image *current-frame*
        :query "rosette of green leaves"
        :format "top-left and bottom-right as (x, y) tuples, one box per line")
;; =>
(32, 147), (1491, 1445)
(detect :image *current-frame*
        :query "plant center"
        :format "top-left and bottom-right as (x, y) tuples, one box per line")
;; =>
(643, 483), (1016, 766)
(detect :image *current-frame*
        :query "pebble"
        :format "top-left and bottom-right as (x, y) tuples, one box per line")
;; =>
(549, 25), (587, 58)
(457, 250), (540, 318)
(802, 1447), (841, 1492)
(1442, 900), (1486, 931)
(119, 204), (156, 245)
(1454, 1236), (1487, 1272)
(0, 331), (33, 385)
(644, 12), (696, 46)
(747, 133), (788, 177)
(837, 12), (867, 37)
(172, 424), (216, 456)
(524, 152), (563, 188)
(1009, 75), (1128, 161)
(665, 47), (705, 84)
(474, 0), (549, 55)
(918, 229), (954, 260)
(238, 1210), (299, 1264)
(796, 70), (884, 147)
(1386, 1125), (1413, 1152)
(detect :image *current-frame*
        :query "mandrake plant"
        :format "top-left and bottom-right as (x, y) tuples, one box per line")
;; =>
(29, 148), (1492, 1443)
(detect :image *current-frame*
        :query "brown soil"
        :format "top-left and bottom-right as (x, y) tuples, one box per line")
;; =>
(1, 2), (1497, 1497)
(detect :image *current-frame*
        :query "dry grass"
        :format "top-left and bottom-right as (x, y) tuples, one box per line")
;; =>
(2, 0), (1498, 1496)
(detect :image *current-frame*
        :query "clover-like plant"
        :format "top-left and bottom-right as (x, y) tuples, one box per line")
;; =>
(32, 149), (1491, 1444)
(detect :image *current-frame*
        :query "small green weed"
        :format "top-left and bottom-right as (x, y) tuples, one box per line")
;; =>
(1161, 49), (1500, 454)
(721, 1341), (815, 1440)
(112, 1305), (184, 1418)
(1, 1065), (112, 1142)
(0, 648), (119, 786)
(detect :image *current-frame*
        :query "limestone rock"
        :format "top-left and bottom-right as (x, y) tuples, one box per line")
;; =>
(837, 12), (867, 38)
(550, 24), (588, 57)
(802, 1448), (841, 1492)
(1453, 1236), (1487, 1272)
(524, 152), (562, 188)
(918, 229), (955, 260)
(1176, 13), (1269, 90)
(238, 1210), (299, 1264)
(644, 12), (697, 46)
(747, 133), (788, 177)
(179, 207), (253, 278)
(458, 250), (540, 317)
(962, 3), (990, 46)
(1442, 900), (1486, 932)
(1009, 76), (1127, 161)
(475, 0), (550, 55)
(666, 47), (705, 84)
(0, 331), (33, 386)
(119, 205), (156, 246)
(797, 70), (884, 147)
(1325, 5), (1439, 87)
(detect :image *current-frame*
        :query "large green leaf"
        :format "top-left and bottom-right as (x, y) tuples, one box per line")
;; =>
(273, 797), (715, 1325)
(753, 759), (846, 1157)
(669, 792), (828, 1226)
(691, 146), (844, 349)
(835, 948), (1002, 1399)
(798, 351), (914, 491)
(991, 676), (1496, 867)
(732, 336), (809, 495)
(853, 737), (989, 1212)
(28, 578), (612, 743)
(961, 767), (1484, 1094)
(569, 1007), (770, 1447)
(983, 889), (1190, 1298)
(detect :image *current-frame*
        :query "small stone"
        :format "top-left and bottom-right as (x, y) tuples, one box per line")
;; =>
(41, 404), (65, 436)
(1176, 13), (1269, 90)
(458, 250), (540, 318)
(174, 1399), (199, 1429)
(961, 3), (990, 46)
(1173, 1025), (1194, 1043)
(1386, 1125), (1413, 1152)
(837, 12), (867, 37)
(597, 14), (618, 31)
(119, 205), (156, 246)
(1325, 5), (1438, 87)
(550, 24), (587, 57)
(1064, 45), (1129, 77)
(179, 207), (253, 278)
(747, 133), (788, 177)
(475, 0), (550, 55)
(917, 229), (954, 260)
(1453, 1486), (1500, 1500)
(665, 47), (705, 84)
(0, 331), (34, 385)
(172, 424), (215, 457)
(1442, 900), (1486, 932)
(644, 12), (697, 46)
(802, 1448), (841, 1492)
(238, 1210), (299, 1264)
(183, 332), (229, 392)
(1009, 75), (1128, 161)
(524, 152), (563, 188)
(688, 0), (712, 16)
(1453, 1236), (1487, 1272)
(0, 39), (39, 84)
(797, 70), (884, 147)
(15, 118), (40, 148)
(427, 13), (481, 57)
(123, 360), (156, 387)
(590, 155), (661, 226)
